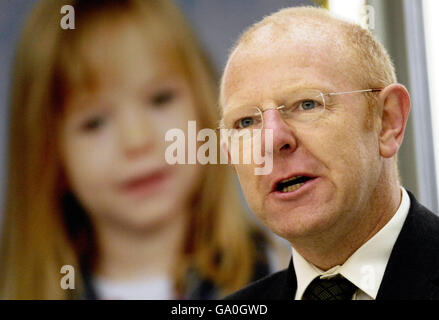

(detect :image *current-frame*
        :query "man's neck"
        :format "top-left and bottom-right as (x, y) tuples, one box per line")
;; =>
(291, 181), (402, 271)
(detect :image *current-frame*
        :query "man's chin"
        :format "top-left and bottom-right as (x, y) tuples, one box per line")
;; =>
(262, 206), (337, 241)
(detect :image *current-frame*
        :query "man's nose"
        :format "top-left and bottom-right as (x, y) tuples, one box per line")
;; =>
(262, 109), (298, 154)
(117, 106), (154, 158)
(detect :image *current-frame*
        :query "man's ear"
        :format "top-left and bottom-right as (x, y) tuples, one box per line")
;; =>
(378, 84), (411, 158)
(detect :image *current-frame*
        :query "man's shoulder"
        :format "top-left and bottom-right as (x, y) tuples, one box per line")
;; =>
(405, 190), (439, 243)
(224, 267), (293, 300)
(377, 191), (439, 299)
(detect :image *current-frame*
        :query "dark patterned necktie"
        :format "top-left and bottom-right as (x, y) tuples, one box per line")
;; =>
(302, 276), (357, 300)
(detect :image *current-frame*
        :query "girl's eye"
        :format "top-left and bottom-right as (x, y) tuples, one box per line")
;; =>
(150, 89), (177, 107)
(80, 116), (106, 132)
(299, 100), (318, 110)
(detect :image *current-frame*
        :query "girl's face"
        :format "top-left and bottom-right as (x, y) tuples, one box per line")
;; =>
(59, 23), (201, 232)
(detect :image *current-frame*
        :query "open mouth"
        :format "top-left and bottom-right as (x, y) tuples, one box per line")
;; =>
(275, 176), (314, 193)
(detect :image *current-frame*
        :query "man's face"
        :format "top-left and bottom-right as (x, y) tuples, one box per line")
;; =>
(221, 27), (384, 242)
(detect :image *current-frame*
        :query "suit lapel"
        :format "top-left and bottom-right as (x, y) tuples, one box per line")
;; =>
(276, 258), (297, 299)
(377, 191), (439, 299)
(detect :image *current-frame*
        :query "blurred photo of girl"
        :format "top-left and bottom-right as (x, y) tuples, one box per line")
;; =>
(0, 0), (285, 299)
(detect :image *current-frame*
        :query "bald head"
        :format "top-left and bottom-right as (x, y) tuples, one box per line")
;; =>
(220, 7), (396, 110)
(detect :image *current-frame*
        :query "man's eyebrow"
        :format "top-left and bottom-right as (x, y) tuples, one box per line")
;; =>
(221, 83), (338, 111)
(278, 84), (336, 95)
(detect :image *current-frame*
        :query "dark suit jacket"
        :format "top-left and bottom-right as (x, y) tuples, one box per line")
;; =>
(226, 191), (439, 300)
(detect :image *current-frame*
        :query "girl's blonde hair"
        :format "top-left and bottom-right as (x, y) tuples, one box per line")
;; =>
(0, 0), (265, 299)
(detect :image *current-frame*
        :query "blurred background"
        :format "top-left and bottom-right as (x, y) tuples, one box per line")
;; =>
(0, 0), (438, 216)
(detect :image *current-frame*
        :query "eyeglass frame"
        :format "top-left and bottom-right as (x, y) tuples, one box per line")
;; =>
(219, 88), (383, 131)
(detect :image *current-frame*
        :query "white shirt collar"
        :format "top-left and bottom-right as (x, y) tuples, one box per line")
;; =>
(92, 275), (174, 300)
(293, 187), (410, 300)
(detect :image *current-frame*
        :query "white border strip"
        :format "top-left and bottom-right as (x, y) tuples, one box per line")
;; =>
(423, 0), (439, 208)
(403, 0), (438, 212)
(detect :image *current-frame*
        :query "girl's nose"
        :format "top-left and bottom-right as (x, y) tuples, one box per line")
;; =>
(117, 105), (155, 158)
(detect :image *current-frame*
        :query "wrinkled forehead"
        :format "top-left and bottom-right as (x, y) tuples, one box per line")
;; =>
(220, 23), (359, 109)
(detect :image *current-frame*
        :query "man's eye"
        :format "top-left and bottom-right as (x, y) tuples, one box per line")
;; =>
(299, 100), (318, 110)
(150, 89), (176, 107)
(237, 117), (256, 129)
(80, 117), (106, 132)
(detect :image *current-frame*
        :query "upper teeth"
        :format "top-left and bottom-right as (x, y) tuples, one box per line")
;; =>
(281, 176), (302, 184)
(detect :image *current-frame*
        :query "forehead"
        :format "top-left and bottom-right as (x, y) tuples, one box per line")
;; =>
(84, 21), (181, 86)
(59, 7), (187, 95)
(221, 24), (359, 110)
(59, 17), (188, 116)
